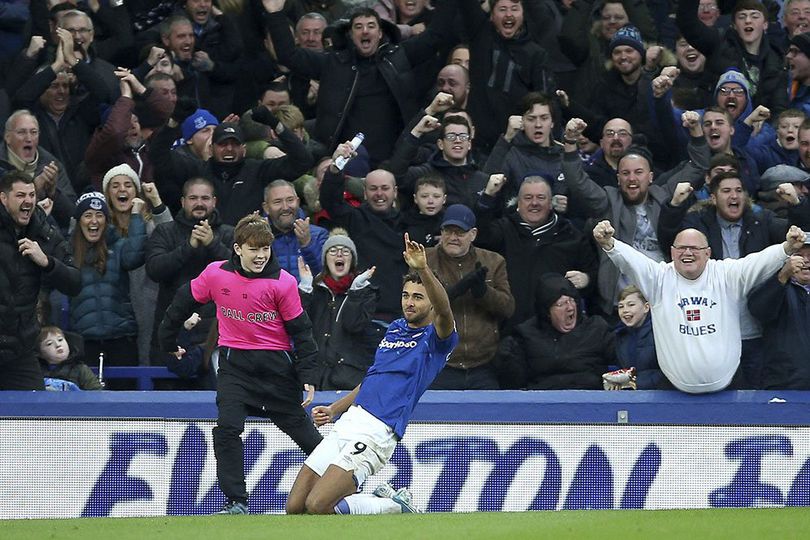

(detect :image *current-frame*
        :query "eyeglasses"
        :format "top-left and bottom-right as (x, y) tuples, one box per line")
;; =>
(12, 128), (39, 137)
(698, 3), (718, 12)
(718, 87), (745, 96)
(603, 129), (631, 139)
(327, 247), (352, 256)
(672, 245), (709, 254)
(444, 132), (470, 142)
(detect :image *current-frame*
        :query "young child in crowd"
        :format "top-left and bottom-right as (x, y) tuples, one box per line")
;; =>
(605, 286), (663, 390)
(744, 109), (804, 174)
(37, 326), (103, 391)
(402, 175), (447, 247)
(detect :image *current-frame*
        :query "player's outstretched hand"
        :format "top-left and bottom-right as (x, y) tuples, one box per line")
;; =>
(311, 405), (333, 425)
(301, 384), (315, 408)
(403, 233), (426, 270)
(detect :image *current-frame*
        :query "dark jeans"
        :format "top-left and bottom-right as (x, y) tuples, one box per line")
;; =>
(430, 363), (500, 390)
(213, 347), (322, 505)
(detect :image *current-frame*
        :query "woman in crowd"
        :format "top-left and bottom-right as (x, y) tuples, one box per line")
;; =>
(102, 164), (172, 366)
(69, 190), (146, 389)
(297, 230), (380, 390)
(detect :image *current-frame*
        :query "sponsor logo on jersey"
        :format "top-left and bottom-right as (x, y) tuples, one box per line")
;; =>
(378, 338), (418, 350)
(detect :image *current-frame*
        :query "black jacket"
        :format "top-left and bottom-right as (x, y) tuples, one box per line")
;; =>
(749, 274), (810, 389)
(657, 201), (810, 261)
(458, 0), (555, 153)
(320, 168), (407, 320)
(0, 204), (80, 362)
(474, 198), (599, 331)
(300, 280), (379, 390)
(677, 0), (788, 115)
(145, 208), (234, 342)
(496, 313), (615, 389)
(149, 119), (313, 225)
(265, 3), (453, 163)
(385, 133), (489, 211)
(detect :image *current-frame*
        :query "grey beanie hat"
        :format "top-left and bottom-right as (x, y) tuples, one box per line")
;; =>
(321, 232), (358, 267)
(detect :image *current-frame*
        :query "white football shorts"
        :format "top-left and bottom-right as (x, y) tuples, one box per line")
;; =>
(304, 405), (398, 487)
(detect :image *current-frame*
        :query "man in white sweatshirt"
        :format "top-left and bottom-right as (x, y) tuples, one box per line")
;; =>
(592, 220), (806, 393)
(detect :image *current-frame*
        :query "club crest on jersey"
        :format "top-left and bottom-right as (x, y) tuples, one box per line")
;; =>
(686, 309), (700, 322)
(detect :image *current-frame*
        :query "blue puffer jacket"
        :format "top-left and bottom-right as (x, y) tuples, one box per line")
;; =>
(270, 216), (328, 282)
(69, 215), (147, 340)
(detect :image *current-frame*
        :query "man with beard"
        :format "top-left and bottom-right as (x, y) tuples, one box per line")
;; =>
(593, 219), (806, 393)
(0, 170), (81, 390)
(474, 174), (598, 331)
(582, 118), (634, 189)
(561, 117), (681, 320)
(787, 32), (810, 117)
(150, 107), (313, 225)
(263, 179), (328, 281)
(146, 177), (234, 387)
(483, 92), (563, 203)
(565, 25), (669, 168)
(321, 144), (407, 324)
(657, 171), (810, 387)
(749, 234), (810, 389)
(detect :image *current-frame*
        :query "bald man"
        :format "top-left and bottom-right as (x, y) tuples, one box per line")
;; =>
(593, 220), (805, 393)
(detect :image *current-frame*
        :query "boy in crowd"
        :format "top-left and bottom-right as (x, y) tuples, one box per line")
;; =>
(37, 326), (102, 391)
(401, 175), (447, 246)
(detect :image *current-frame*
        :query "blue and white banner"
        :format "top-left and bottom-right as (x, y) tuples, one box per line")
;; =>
(1, 419), (809, 518)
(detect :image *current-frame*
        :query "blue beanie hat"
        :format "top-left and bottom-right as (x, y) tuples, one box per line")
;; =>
(74, 191), (109, 220)
(609, 25), (645, 58)
(181, 109), (218, 141)
(714, 68), (751, 98)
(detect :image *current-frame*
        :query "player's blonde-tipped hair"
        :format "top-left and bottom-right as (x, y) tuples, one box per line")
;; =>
(234, 214), (274, 247)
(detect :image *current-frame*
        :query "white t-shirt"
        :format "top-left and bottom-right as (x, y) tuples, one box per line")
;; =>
(605, 240), (788, 393)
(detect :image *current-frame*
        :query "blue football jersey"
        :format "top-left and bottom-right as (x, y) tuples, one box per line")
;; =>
(354, 319), (458, 439)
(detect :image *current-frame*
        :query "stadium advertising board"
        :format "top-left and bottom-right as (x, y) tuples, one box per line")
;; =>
(1, 419), (809, 518)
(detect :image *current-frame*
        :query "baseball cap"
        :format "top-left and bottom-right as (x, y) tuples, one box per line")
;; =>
(441, 204), (475, 231)
(212, 122), (244, 145)
(760, 164), (810, 191)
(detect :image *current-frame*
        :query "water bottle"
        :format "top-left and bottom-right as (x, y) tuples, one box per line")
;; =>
(334, 133), (364, 171)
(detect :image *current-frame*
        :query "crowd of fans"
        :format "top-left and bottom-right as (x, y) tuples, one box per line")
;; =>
(3, 0), (810, 392)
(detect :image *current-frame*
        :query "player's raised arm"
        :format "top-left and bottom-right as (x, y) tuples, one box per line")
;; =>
(403, 233), (454, 339)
